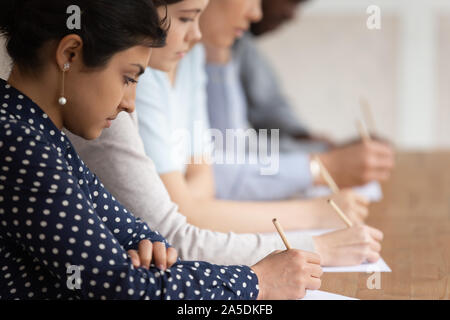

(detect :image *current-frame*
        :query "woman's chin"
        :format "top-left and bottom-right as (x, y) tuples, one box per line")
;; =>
(223, 37), (238, 50)
(81, 128), (103, 141)
(149, 61), (176, 73)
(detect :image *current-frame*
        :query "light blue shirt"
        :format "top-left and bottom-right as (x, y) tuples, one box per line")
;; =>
(135, 43), (313, 202)
(135, 45), (212, 174)
(206, 60), (314, 201)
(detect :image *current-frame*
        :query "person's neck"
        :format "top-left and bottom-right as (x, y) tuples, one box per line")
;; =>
(7, 67), (64, 130)
(167, 64), (179, 88)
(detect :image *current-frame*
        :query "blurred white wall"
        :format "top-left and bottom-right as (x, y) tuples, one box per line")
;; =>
(256, 0), (450, 150)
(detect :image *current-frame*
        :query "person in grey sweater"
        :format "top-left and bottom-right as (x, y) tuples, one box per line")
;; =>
(245, 0), (313, 141)
(206, 0), (395, 201)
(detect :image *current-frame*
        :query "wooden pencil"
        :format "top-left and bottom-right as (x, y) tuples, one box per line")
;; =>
(272, 218), (292, 250)
(360, 97), (376, 134)
(356, 118), (371, 143)
(327, 199), (354, 227)
(314, 156), (340, 194)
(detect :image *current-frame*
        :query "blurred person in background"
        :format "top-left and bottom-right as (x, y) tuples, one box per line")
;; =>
(205, 0), (396, 202)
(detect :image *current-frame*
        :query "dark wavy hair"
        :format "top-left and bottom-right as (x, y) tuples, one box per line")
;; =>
(154, 0), (184, 5)
(251, 0), (312, 36)
(0, 0), (179, 74)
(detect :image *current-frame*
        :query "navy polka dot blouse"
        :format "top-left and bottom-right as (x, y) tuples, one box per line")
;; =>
(0, 79), (259, 300)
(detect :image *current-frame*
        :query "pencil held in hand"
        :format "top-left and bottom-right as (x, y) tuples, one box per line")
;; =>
(358, 97), (374, 142)
(327, 199), (354, 227)
(356, 119), (371, 143)
(314, 156), (340, 194)
(272, 218), (292, 250)
(360, 97), (377, 134)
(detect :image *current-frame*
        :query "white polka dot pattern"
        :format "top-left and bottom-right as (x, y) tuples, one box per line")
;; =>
(0, 79), (259, 300)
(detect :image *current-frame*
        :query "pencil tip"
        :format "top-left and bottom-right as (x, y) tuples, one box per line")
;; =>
(272, 218), (277, 223)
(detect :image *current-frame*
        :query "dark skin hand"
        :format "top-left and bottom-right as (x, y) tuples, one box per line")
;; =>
(128, 240), (178, 271)
(318, 139), (395, 188)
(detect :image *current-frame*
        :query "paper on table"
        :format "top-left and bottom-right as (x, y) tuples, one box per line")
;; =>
(301, 181), (383, 203)
(322, 258), (391, 273)
(300, 290), (358, 300)
(352, 181), (383, 202)
(286, 229), (391, 273)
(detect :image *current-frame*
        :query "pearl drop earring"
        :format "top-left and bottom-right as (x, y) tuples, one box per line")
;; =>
(58, 63), (70, 106)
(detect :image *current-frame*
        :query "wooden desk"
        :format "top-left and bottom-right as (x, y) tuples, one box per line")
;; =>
(320, 152), (450, 299)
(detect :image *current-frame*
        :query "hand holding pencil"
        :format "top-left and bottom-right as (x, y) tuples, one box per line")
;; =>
(248, 219), (323, 300)
(316, 140), (395, 188)
(311, 200), (384, 266)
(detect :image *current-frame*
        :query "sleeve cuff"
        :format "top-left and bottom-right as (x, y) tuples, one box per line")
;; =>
(240, 266), (260, 300)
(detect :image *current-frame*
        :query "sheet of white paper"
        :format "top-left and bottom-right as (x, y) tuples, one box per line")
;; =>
(286, 229), (392, 273)
(352, 181), (383, 202)
(301, 181), (383, 203)
(300, 290), (358, 300)
(322, 257), (391, 273)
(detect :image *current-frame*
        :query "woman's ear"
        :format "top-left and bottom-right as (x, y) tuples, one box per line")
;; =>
(55, 34), (83, 71)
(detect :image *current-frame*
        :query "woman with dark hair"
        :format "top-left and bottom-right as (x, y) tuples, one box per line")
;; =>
(0, 0), (322, 300)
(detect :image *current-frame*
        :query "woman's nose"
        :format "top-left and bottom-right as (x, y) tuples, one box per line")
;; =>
(188, 25), (202, 43)
(119, 90), (136, 114)
(248, 0), (263, 23)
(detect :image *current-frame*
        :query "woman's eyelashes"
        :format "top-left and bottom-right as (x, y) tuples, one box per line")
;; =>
(123, 76), (138, 86)
(179, 16), (195, 23)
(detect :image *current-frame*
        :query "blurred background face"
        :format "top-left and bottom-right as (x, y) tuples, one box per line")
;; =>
(149, 0), (209, 72)
(200, 0), (263, 49)
(251, 0), (308, 36)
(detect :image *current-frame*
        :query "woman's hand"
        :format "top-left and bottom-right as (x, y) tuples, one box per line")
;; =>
(251, 249), (323, 300)
(308, 190), (369, 229)
(313, 225), (384, 266)
(318, 140), (395, 188)
(127, 240), (178, 271)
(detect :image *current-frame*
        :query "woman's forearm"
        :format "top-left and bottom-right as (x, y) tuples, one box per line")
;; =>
(183, 197), (328, 233)
(163, 170), (336, 234)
